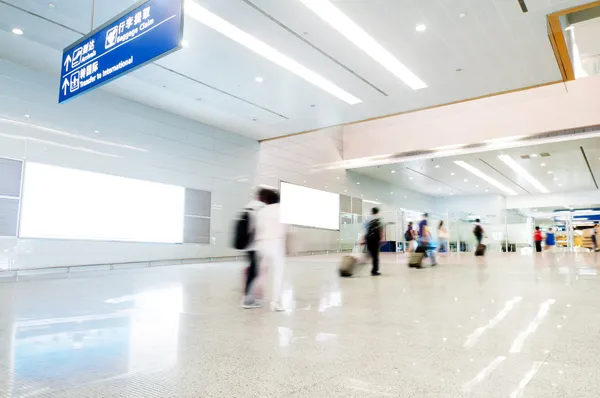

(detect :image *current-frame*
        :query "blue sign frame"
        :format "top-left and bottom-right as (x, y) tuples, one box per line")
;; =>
(59, 0), (184, 103)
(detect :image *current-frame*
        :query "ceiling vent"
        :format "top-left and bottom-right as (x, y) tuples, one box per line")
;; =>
(540, 153), (551, 157)
(520, 155), (531, 159)
(518, 0), (528, 13)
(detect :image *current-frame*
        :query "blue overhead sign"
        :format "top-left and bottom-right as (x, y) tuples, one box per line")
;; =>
(59, 0), (183, 103)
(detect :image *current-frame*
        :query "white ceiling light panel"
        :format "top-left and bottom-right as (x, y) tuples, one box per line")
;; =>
(184, 0), (361, 104)
(298, 0), (427, 90)
(497, 155), (549, 194)
(454, 161), (518, 196)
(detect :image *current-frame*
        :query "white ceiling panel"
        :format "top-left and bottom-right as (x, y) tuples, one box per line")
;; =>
(0, 0), (595, 140)
(354, 136), (600, 197)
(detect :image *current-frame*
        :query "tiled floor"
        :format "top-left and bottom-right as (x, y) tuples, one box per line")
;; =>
(1, 251), (600, 397)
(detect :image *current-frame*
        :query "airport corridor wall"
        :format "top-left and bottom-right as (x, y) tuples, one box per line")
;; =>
(0, 60), (259, 270)
(257, 127), (437, 253)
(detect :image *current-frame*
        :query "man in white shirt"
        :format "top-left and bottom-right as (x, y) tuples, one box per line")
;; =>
(255, 189), (287, 312)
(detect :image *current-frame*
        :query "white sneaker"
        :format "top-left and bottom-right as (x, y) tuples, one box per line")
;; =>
(270, 301), (285, 312)
(243, 296), (263, 309)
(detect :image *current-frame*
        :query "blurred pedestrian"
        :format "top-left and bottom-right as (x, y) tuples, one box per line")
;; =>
(438, 221), (449, 253)
(255, 188), (287, 312)
(365, 207), (383, 276)
(473, 219), (484, 245)
(534, 226), (543, 253)
(545, 227), (555, 251)
(405, 222), (416, 253)
(238, 194), (265, 309)
(418, 213), (437, 266)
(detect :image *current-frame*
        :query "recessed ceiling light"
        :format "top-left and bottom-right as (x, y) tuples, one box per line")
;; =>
(498, 155), (549, 193)
(336, 176), (340, 179)
(94, 130), (100, 134)
(531, 154), (538, 158)
(185, 1), (361, 104)
(540, 163), (546, 167)
(391, 170), (396, 173)
(181, 40), (189, 48)
(464, 179), (468, 182)
(459, 13), (466, 18)
(454, 160), (518, 195)
(325, 186), (328, 188)
(409, 177), (413, 180)
(450, 192), (454, 195)
(548, 171), (553, 174)
(24, 114), (30, 118)
(298, 0), (426, 90)
(404, 196), (408, 199)
(356, 182), (360, 185)
(49, 3), (55, 8)
(390, 192), (394, 195)
(254, 76), (263, 83)
(485, 189), (489, 192)
(303, 180), (307, 183)
(415, 24), (427, 32)
(476, 185), (479, 188)
(12, 28), (24, 35)
(435, 165), (440, 168)
(344, 189), (347, 192)
(554, 178), (558, 181)
(451, 173), (455, 176)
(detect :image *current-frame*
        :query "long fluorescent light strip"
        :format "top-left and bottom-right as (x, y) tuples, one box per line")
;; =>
(184, 0), (361, 105)
(454, 161), (518, 196)
(299, 0), (426, 90)
(498, 155), (549, 193)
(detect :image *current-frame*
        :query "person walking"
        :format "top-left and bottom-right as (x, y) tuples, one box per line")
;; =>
(473, 219), (484, 245)
(438, 221), (449, 254)
(365, 207), (383, 276)
(418, 213), (437, 266)
(534, 226), (543, 253)
(240, 196), (265, 309)
(405, 222), (416, 253)
(255, 189), (287, 312)
(545, 227), (556, 251)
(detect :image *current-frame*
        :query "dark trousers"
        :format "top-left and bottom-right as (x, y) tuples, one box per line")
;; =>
(244, 251), (258, 295)
(535, 241), (542, 253)
(475, 234), (483, 245)
(367, 241), (380, 273)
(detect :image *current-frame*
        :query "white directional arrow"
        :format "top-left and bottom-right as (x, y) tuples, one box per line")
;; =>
(63, 54), (71, 71)
(62, 78), (69, 95)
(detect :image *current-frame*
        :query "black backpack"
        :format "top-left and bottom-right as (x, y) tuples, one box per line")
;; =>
(366, 219), (382, 242)
(233, 210), (253, 250)
(405, 229), (412, 241)
(474, 224), (483, 237)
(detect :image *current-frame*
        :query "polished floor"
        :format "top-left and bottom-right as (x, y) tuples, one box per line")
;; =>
(1, 251), (600, 397)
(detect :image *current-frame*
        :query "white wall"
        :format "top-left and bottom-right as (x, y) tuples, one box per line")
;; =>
(0, 60), (259, 270)
(343, 74), (600, 160)
(257, 127), (436, 251)
(0, 59), (438, 268)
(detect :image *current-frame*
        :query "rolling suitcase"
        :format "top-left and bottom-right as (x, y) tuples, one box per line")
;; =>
(408, 252), (425, 268)
(339, 255), (358, 277)
(475, 244), (486, 256)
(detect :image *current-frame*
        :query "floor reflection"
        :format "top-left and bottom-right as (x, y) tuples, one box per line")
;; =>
(9, 287), (182, 396)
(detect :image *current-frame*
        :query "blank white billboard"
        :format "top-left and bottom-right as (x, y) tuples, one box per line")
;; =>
(20, 163), (185, 243)
(280, 182), (339, 230)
